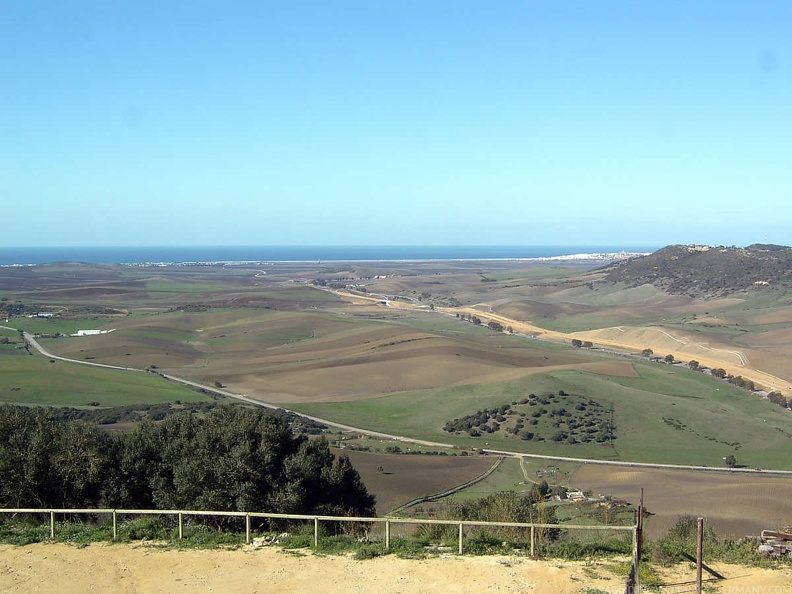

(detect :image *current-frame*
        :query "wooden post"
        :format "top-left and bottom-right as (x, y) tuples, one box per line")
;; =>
(314, 518), (319, 548)
(245, 514), (251, 544)
(635, 488), (644, 593)
(112, 511), (117, 540)
(696, 517), (704, 594)
(458, 522), (463, 555)
(50, 511), (55, 539)
(385, 520), (390, 551)
(530, 525), (535, 556)
(178, 513), (183, 540)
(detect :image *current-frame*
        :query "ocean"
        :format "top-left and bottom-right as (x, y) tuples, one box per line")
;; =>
(0, 245), (658, 266)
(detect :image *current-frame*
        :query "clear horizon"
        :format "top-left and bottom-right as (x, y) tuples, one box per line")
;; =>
(3, 2), (791, 248)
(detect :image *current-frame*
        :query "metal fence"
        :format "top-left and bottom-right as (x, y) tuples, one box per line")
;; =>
(0, 507), (637, 556)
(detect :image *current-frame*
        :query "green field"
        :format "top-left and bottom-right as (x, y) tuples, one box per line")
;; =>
(289, 361), (792, 470)
(4, 317), (112, 335)
(0, 355), (211, 407)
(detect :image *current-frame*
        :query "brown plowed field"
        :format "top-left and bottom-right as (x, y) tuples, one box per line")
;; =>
(571, 465), (792, 539)
(336, 449), (493, 514)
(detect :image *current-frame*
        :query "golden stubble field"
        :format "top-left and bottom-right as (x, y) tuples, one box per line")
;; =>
(11, 260), (792, 542)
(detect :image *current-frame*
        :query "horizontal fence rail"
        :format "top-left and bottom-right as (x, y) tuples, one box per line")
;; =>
(0, 508), (637, 556)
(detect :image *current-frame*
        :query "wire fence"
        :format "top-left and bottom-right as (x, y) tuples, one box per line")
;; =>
(0, 507), (637, 557)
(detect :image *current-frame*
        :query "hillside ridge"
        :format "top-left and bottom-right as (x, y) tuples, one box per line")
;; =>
(600, 243), (792, 298)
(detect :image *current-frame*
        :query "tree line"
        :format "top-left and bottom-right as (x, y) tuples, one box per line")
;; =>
(0, 405), (376, 516)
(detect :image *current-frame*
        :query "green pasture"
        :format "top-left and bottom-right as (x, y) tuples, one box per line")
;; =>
(289, 362), (792, 470)
(485, 267), (584, 282)
(382, 312), (508, 337)
(567, 283), (665, 307)
(720, 290), (792, 312)
(4, 317), (112, 335)
(0, 355), (211, 407)
(119, 327), (196, 342)
(445, 457), (526, 501)
(143, 280), (246, 293)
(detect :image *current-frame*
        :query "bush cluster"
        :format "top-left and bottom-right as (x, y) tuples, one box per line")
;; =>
(0, 405), (375, 516)
(443, 392), (616, 444)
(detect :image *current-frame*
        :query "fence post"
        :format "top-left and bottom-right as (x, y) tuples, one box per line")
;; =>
(458, 522), (463, 555)
(636, 489), (644, 593)
(696, 517), (704, 594)
(112, 511), (117, 540)
(314, 518), (319, 548)
(245, 513), (251, 544)
(385, 520), (390, 551)
(50, 511), (55, 539)
(530, 525), (535, 556)
(178, 513), (183, 540)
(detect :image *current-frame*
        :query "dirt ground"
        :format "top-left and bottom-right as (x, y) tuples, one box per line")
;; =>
(2, 543), (790, 594)
(571, 465), (792, 539)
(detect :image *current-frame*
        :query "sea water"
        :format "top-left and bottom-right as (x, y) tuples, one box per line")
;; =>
(0, 245), (658, 266)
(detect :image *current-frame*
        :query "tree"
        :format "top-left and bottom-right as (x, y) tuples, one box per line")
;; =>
(117, 407), (376, 516)
(641, 348), (654, 357)
(571, 339), (583, 348)
(582, 341), (593, 348)
(688, 360), (699, 370)
(724, 455), (737, 469)
(711, 368), (727, 379)
(0, 405), (376, 517)
(664, 354), (675, 364)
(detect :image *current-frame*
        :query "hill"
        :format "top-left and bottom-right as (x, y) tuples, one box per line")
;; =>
(601, 244), (792, 298)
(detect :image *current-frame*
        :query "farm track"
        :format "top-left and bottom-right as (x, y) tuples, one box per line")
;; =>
(21, 330), (792, 476)
(323, 287), (792, 395)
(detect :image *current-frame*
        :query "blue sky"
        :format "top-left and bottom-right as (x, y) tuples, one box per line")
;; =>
(2, 2), (791, 247)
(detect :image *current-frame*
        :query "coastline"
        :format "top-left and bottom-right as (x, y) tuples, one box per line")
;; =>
(0, 246), (652, 267)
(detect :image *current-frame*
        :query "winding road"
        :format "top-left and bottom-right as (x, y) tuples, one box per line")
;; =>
(18, 329), (792, 477)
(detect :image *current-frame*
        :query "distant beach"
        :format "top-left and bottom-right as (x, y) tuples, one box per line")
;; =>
(0, 245), (656, 267)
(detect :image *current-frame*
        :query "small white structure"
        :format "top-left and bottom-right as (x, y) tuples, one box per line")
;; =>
(566, 490), (586, 502)
(73, 329), (115, 337)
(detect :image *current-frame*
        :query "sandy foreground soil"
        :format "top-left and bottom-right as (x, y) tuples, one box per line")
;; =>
(1, 543), (790, 594)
